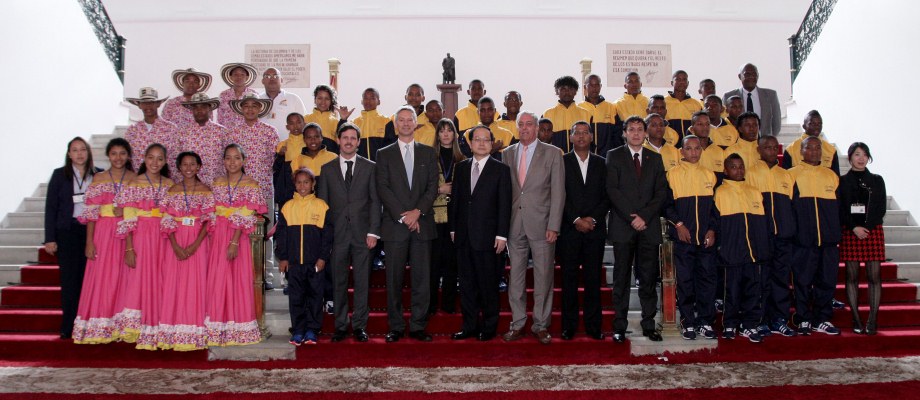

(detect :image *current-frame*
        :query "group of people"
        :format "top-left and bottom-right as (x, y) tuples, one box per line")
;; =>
(43, 61), (886, 350)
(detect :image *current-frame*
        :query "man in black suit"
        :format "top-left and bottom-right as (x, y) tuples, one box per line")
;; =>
(606, 116), (668, 343)
(317, 123), (381, 343)
(375, 106), (440, 342)
(559, 121), (610, 341)
(449, 125), (512, 342)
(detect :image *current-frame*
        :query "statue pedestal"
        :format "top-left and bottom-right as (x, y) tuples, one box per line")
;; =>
(437, 84), (462, 120)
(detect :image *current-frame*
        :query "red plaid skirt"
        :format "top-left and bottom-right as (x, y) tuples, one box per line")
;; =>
(839, 224), (886, 261)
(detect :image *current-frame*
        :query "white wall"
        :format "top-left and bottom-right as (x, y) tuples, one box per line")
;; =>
(117, 16), (796, 120)
(0, 1), (126, 215)
(791, 0), (920, 218)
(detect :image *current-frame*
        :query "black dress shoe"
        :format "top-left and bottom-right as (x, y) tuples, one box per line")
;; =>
(409, 330), (433, 342)
(451, 330), (477, 340)
(561, 329), (575, 340)
(478, 332), (496, 341)
(612, 331), (627, 343)
(330, 330), (349, 342)
(586, 330), (606, 340)
(353, 329), (369, 342)
(385, 330), (403, 343)
(643, 329), (663, 342)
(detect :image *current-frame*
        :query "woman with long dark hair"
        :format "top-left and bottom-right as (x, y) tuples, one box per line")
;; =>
(839, 142), (887, 335)
(72, 138), (134, 344)
(429, 118), (466, 315)
(44, 137), (100, 339)
(205, 144), (264, 346)
(113, 143), (173, 348)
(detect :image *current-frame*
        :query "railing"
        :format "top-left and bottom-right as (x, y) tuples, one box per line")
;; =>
(78, 0), (126, 84)
(660, 217), (678, 334)
(788, 0), (838, 86)
(251, 217), (270, 340)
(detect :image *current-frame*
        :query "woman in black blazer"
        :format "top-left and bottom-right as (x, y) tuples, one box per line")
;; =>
(43, 137), (101, 339)
(839, 142), (887, 335)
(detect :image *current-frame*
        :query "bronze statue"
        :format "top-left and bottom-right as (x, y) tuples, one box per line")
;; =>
(442, 53), (455, 84)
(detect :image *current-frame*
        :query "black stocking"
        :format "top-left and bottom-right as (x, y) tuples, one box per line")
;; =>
(865, 261), (881, 331)
(844, 261), (862, 329)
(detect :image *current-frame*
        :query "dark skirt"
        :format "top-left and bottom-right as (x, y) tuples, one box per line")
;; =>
(839, 224), (886, 261)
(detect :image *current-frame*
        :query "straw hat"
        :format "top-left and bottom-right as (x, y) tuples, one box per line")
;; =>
(125, 87), (169, 106)
(181, 92), (220, 111)
(171, 68), (212, 93)
(220, 63), (258, 88)
(229, 93), (273, 119)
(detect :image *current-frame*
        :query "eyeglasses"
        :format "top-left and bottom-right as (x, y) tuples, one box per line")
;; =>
(263, 74), (280, 79)
(471, 138), (493, 143)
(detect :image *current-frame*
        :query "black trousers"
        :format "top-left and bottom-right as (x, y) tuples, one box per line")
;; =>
(430, 223), (458, 313)
(793, 244), (839, 325)
(385, 237), (431, 332)
(287, 262), (325, 334)
(765, 237), (795, 323)
(611, 234), (659, 332)
(57, 219), (87, 338)
(723, 263), (763, 329)
(558, 234), (605, 333)
(673, 242), (717, 327)
(456, 239), (500, 335)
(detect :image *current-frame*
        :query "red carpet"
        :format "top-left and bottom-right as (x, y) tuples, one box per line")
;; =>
(3, 381), (919, 399)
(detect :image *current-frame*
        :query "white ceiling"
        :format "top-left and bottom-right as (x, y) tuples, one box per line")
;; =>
(105, 0), (813, 23)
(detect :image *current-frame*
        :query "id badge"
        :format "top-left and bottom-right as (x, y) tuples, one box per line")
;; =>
(72, 194), (85, 204)
(181, 217), (196, 226)
(851, 203), (866, 214)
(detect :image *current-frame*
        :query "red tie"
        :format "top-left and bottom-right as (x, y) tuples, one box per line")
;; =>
(633, 153), (642, 179)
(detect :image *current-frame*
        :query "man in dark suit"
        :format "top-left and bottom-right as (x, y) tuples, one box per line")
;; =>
(449, 125), (512, 341)
(559, 121), (610, 341)
(375, 106), (440, 342)
(722, 63), (782, 136)
(317, 123), (381, 343)
(606, 116), (668, 343)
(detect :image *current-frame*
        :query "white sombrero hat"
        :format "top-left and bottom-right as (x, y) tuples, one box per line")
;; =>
(229, 93), (273, 119)
(181, 92), (220, 111)
(125, 87), (169, 106)
(171, 68), (212, 93)
(220, 63), (258, 88)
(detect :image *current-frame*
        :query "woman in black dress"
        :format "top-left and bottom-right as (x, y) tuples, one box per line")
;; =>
(44, 137), (101, 339)
(428, 118), (466, 315)
(839, 142), (886, 335)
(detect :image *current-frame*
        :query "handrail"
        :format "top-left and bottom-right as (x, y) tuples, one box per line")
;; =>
(788, 0), (838, 86)
(78, 0), (126, 84)
(659, 217), (678, 334)
(250, 217), (270, 341)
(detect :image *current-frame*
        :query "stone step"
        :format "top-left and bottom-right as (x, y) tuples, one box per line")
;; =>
(0, 247), (41, 265)
(33, 184), (47, 198)
(886, 243), (920, 264)
(0, 212), (43, 229)
(896, 262), (920, 282)
(17, 197), (46, 213)
(884, 226), (920, 244)
(0, 229), (44, 246)
(0, 265), (22, 286)
(884, 210), (913, 226)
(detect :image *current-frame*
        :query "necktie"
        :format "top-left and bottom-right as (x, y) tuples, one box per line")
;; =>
(471, 161), (480, 194)
(344, 160), (353, 189)
(746, 92), (754, 113)
(518, 144), (528, 187)
(633, 152), (642, 179)
(404, 144), (413, 190)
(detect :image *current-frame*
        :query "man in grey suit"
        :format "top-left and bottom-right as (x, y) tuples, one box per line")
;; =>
(723, 63), (782, 136)
(606, 116), (668, 343)
(501, 111), (565, 345)
(375, 106), (440, 342)
(317, 123), (380, 343)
